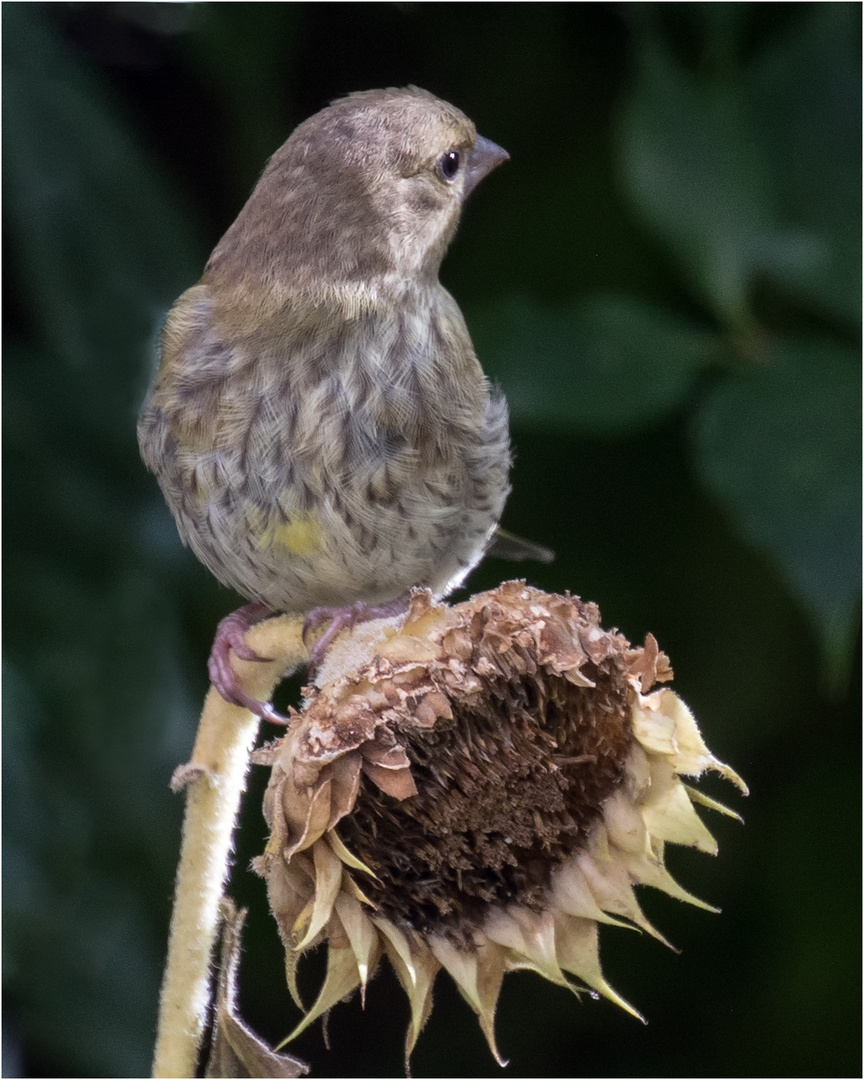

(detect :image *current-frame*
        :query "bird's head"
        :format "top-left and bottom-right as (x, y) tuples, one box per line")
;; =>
(205, 87), (508, 295)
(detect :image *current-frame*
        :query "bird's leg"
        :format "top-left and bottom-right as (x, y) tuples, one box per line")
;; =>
(208, 602), (289, 723)
(303, 591), (413, 671)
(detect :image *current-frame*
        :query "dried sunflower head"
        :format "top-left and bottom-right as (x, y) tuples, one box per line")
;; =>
(254, 583), (746, 1068)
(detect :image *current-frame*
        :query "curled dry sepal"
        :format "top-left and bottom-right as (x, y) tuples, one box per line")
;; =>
(251, 582), (747, 1070)
(205, 899), (308, 1079)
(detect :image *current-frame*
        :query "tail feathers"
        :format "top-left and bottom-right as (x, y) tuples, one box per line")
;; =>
(488, 528), (555, 564)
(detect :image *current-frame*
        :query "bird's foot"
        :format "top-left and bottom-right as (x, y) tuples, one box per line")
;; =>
(208, 602), (289, 724)
(303, 592), (413, 671)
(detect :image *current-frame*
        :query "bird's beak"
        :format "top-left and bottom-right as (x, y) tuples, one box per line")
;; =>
(463, 135), (509, 200)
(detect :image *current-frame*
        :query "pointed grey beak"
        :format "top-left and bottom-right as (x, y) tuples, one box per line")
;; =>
(463, 135), (509, 199)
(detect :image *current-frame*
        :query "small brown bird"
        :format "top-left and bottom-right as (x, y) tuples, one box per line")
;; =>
(138, 87), (549, 719)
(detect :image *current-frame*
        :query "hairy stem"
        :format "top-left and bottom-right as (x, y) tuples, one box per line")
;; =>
(152, 614), (308, 1079)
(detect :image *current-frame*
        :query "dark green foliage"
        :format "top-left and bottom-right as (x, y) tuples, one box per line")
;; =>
(4, 4), (859, 1077)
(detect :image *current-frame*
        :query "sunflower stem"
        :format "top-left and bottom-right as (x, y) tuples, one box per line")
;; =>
(152, 615), (308, 1078)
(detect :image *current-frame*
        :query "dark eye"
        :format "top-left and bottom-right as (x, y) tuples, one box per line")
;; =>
(437, 150), (461, 181)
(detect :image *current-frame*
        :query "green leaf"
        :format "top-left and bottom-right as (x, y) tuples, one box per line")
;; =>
(620, 37), (785, 327)
(619, 9), (860, 332)
(693, 341), (861, 677)
(745, 4), (861, 325)
(471, 294), (718, 436)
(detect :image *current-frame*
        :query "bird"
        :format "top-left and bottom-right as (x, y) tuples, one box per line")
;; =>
(138, 86), (551, 721)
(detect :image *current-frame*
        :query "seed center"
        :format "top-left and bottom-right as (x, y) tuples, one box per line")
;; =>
(341, 665), (633, 941)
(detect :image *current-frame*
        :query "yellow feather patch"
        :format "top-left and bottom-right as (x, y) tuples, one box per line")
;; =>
(264, 513), (322, 557)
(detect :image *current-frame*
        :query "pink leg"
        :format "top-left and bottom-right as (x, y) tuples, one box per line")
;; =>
(303, 591), (413, 671)
(207, 602), (288, 724)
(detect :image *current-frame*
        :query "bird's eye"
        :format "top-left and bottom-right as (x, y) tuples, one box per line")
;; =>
(437, 150), (461, 181)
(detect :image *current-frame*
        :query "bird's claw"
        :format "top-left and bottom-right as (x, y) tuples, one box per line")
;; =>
(208, 603), (290, 724)
(304, 606), (364, 671)
(303, 592), (412, 671)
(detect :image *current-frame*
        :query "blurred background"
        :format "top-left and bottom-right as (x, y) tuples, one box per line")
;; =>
(3, 3), (860, 1077)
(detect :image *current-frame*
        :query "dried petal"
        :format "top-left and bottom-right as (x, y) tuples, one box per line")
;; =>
(294, 841), (343, 950)
(333, 893), (380, 999)
(429, 935), (507, 1066)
